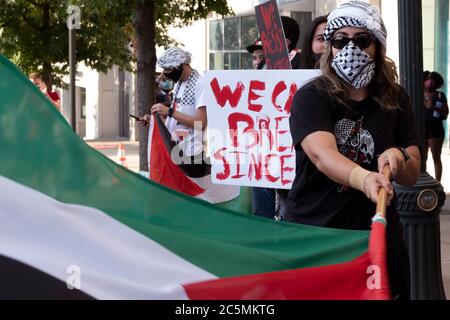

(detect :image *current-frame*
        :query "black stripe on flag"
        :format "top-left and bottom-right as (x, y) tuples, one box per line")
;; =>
(0, 254), (94, 300)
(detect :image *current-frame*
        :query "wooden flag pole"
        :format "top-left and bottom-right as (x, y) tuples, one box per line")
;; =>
(376, 165), (391, 219)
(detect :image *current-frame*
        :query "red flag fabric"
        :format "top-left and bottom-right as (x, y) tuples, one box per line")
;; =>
(149, 115), (205, 196)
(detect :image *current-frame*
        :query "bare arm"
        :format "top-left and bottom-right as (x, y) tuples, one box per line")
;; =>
(150, 103), (207, 129)
(301, 131), (358, 185)
(172, 107), (207, 129)
(378, 146), (420, 186)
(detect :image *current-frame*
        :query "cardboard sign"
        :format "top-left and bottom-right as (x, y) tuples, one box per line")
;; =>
(255, 0), (291, 70)
(205, 70), (320, 189)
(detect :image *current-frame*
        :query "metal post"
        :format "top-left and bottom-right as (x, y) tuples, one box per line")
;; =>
(69, 23), (77, 132)
(397, 0), (446, 300)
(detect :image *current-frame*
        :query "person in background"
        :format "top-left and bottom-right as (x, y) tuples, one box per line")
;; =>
(29, 73), (61, 111)
(155, 73), (173, 107)
(141, 47), (239, 204)
(299, 15), (328, 69)
(245, 38), (276, 219)
(424, 71), (448, 181)
(141, 47), (206, 158)
(268, 16), (303, 220)
(281, 16), (302, 69)
(246, 38), (266, 70)
(287, 0), (420, 299)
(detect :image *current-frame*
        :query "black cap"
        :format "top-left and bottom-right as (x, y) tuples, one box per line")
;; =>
(246, 38), (263, 54)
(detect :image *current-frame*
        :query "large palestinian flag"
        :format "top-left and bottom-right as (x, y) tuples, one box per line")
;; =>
(0, 55), (390, 300)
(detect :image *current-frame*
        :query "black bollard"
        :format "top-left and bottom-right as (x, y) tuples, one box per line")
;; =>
(397, 0), (447, 300)
(395, 173), (447, 300)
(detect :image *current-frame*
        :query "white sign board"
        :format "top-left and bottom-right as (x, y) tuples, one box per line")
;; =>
(205, 70), (320, 189)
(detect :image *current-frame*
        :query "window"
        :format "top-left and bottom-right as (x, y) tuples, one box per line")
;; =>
(241, 15), (259, 51)
(209, 52), (224, 70)
(209, 20), (223, 51)
(224, 52), (240, 70)
(224, 17), (240, 50)
(209, 15), (259, 70)
(80, 87), (86, 119)
(208, 12), (311, 70)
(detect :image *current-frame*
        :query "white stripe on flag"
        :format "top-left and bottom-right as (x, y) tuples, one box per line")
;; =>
(0, 176), (216, 299)
(192, 175), (240, 204)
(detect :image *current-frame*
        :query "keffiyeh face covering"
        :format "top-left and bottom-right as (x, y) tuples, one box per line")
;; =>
(332, 42), (375, 89)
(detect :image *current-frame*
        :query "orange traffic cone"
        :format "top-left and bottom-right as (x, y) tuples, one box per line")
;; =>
(117, 143), (127, 168)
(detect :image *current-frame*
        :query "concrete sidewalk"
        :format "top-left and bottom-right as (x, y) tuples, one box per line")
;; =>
(86, 139), (140, 173)
(88, 139), (450, 299)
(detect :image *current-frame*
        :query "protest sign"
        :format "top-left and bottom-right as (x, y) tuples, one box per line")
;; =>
(255, 0), (291, 70)
(205, 70), (320, 189)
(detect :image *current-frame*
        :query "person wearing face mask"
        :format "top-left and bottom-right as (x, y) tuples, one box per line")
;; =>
(299, 15), (328, 69)
(275, 15), (327, 221)
(141, 47), (239, 203)
(423, 71), (448, 181)
(287, 0), (420, 300)
(141, 47), (207, 158)
(155, 74), (174, 107)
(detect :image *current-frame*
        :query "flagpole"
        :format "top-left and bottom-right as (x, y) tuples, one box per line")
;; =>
(69, 27), (76, 133)
(376, 166), (391, 219)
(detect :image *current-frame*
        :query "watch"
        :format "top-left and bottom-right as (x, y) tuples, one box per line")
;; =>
(396, 147), (410, 162)
(167, 107), (174, 118)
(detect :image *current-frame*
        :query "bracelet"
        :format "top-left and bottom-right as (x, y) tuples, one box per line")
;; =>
(168, 107), (174, 118)
(395, 147), (410, 162)
(349, 166), (372, 192)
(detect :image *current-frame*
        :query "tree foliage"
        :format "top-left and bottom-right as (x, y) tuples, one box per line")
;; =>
(153, 0), (232, 47)
(0, 0), (232, 85)
(133, 0), (232, 170)
(0, 0), (133, 86)
(0, 0), (232, 170)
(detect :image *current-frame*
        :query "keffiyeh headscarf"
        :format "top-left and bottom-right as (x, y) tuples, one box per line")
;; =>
(323, 1), (386, 89)
(324, 0), (387, 48)
(157, 47), (192, 69)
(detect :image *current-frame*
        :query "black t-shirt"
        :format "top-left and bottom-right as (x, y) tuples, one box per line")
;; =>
(286, 79), (419, 230)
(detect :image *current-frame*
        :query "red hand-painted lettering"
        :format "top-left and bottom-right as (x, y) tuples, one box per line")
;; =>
(210, 77), (245, 108)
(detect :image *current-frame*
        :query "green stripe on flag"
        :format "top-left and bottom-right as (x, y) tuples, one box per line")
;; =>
(216, 186), (252, 214)
(0, 55), (369, 278)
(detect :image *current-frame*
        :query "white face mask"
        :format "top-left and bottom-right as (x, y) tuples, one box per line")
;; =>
(332, 42), (375, 89)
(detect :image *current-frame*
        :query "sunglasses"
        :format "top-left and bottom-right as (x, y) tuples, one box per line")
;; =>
(331, 34), (375, 50)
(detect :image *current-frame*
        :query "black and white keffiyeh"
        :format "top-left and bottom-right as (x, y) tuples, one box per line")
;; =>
(157, 47), (192, 69)
(324, 0), (387, 48)
(332, 42), (375, 89)
(172, 69), (200, 106)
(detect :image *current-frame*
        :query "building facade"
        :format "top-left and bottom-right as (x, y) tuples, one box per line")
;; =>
(60, 63), (137, 141)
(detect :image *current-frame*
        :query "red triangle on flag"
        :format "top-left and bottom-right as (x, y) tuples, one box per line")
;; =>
(149, 115), (205, 197)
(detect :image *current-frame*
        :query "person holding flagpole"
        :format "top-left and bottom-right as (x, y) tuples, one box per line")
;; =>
(287, 0), (420, 299)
